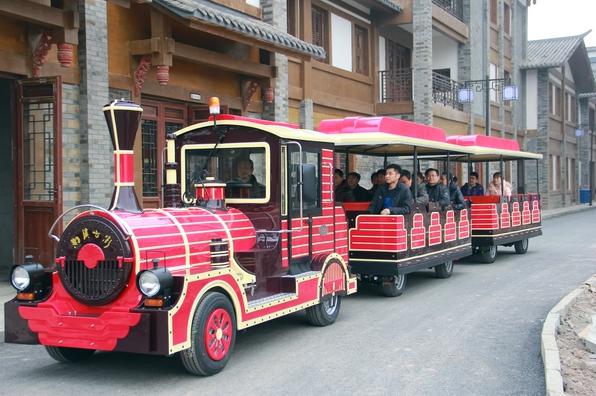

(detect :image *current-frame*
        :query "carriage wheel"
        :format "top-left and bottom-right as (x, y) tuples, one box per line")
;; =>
(45, 346), (95, 363)
(180, 292), (236, 376)
(306, 294), (342, 326)
(435, 260), (454, 279)
(381, 273), (407, 297)
(478, 245), (497, 263)
(514, 238), (529, 254)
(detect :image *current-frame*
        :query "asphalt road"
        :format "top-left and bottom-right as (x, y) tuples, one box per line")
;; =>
(2, 210), (596, 396)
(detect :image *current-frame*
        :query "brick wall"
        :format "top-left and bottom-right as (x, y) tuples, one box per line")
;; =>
(412, 0), (433, 125)
(62, 83), (82, 214)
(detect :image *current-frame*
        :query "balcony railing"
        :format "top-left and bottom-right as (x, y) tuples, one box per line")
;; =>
(379, 69), (412, 103)
(432, 0), (464, 21)
(432, 72), (464, 111)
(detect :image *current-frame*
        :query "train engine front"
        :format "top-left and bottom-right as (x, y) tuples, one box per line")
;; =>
(4, 100), (257, 371)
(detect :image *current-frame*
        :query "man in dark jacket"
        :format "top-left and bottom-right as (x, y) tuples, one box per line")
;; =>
(425, 168), (450, 208)
(399, 169), (428, 205)
(347, 172), (372, 201)
(460, 171), (484, 196)
(368, 164), (412, 215)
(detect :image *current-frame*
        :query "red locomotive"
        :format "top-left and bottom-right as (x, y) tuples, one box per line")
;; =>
(5, 99), (356, 376)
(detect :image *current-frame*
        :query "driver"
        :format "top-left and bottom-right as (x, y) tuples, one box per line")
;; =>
(230, 158), (265, 198)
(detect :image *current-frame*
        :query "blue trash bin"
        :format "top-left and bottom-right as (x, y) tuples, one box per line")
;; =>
(579, 188), (591, 204)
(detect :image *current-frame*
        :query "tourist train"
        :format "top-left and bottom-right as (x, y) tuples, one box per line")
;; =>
(4, 98), (541, 375)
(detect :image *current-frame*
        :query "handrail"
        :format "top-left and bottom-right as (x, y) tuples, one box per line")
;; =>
(48, 204), (133, 242)
(322, 162), (334, 203)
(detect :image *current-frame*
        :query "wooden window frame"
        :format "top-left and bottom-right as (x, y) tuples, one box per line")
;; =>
(311, 5), (330, 63)
(353, 24), (369, 76)
(490, 0), (498, 25)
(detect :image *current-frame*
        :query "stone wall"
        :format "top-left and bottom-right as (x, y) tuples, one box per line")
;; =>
(62, 83), (82, 213)
(412, 0), (433, 125)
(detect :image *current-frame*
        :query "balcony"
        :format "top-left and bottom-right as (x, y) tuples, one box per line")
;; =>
(432, 72), (464, 111)
(379, 69), (412, 103)
(378, 70), (464, 113)
(432, 0), (464, 21)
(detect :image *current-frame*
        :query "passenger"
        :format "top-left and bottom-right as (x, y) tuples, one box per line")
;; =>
(368, 172), (380, 197)
(441, 172), (465, 210)
(487, 172), (512, 197)
(416, 171), (425, 186)
(425, 168), (450, 208)
(231, 158), (265, 198)
(368, 164), (412, 215)
(334, 169), (354, 202)
(400, 169), (428, 205)
(460, 171), (485, 196)
(347, 172), (372, 201)
(376, 168), (386, 186)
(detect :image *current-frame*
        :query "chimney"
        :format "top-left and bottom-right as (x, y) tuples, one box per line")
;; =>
(103, 100), (143, 213)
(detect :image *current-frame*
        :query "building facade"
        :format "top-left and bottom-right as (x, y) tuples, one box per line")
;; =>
(523, 33), (596, 209)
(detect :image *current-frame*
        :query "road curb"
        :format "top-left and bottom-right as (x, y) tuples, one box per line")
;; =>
(542, 203), (596, 220)
(541, 275), (596, 396)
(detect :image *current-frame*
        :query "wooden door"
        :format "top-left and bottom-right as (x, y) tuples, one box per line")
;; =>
(16, 78), (62, 265)
(385, 40), (411, 101)
(140, 99), (187, 208)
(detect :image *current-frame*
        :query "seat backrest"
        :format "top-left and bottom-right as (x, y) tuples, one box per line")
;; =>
(468, 195), (501, 204)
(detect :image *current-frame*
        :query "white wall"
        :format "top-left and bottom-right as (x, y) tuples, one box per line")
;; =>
(246, 0), (260, 7)
(331, 13), (352, 71)
(526, 69), (537, 130)
(378, 36), (386, 71)
(432, 32), (459, 81)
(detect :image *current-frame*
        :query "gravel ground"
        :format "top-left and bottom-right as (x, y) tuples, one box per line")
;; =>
(557, 284), (596, 395)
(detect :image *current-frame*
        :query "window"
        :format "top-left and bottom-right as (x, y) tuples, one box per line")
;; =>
(312, 6), (329, 62)
(182, 143), (270, 203)
(567, 157), (573, 191)
(566, 93), (576, 123)
(550, 83), (561, 116)
(504, 3), (511, 35)
(354, 25), (369, 75)
(288, 147), (321, 216)
(287, 0), (298, 37)
(550, 155), (559, 191)
(490, 0), (498, 25)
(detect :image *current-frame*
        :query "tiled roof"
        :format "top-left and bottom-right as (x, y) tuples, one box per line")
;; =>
(373, 0), (403, 13)
(522, 32), (591, 69)
(153, 0), (326, 59)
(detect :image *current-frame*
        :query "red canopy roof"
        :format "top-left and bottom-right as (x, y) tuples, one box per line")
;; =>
(446, 134), (520, 151)
(318, 116), (447, 143)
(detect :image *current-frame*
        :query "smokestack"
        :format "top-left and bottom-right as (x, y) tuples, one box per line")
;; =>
(103, 100), (143, 213)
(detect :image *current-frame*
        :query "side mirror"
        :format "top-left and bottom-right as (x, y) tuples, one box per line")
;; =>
(302, 164), (317, 202)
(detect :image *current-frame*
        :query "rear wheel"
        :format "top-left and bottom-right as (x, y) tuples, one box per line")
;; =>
(435, 260), (454, 278)
(45, 346), (95, 363)
(180, 292), (236, 376)
(381, 273), (407, 297)
(306, 294), (341, 326)
(478, 245), (497, 263)
(514, 238), (529, 254)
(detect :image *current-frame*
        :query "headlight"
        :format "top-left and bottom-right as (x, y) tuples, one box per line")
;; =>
(11, 266), (30, 291)
(138, 271), (161, 297)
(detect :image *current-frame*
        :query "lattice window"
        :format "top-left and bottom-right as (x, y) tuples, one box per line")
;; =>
(142, 119), (158, 197)
(23, 102), (54, 201)
(312, 5), (328, 62)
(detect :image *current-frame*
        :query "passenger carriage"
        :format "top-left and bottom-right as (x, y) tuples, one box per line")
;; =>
(5, 99), (357, 376)
(317, 117), (475, 297)
(446, 135), (543, 263)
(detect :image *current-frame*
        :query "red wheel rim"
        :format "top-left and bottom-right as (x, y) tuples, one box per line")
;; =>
(204, 308), (233, 361)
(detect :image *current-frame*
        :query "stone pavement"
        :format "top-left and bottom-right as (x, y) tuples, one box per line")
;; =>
(1, 201), (595, 340)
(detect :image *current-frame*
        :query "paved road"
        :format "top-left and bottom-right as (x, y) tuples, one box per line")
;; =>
(2, 211), (595, 396)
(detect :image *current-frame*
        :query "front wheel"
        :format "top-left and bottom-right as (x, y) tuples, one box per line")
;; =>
(306, 294), (341, 326)
(478, 245), (497, 263)
(180, 292), (236, 376)
(514, 238), (529, 254)
(45, 346), (95, 363)
(435, 260), (454, 279)
(381, 273), (407, 297)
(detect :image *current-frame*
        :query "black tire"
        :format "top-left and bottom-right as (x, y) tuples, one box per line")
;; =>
(514, 238), (529, 254)
(435, 260), (454, 279)
(381, 273), (407, 297)
(45, 346), (95, 363)
(180, 292), (236, 376)
(478, 245), (497, 263)
(305, 294), (341, 326)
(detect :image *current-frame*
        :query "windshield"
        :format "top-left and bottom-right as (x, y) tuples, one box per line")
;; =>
(183, 145), (268, 201)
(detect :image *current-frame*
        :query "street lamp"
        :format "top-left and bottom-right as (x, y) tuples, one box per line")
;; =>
(458, 75), (519, 185)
